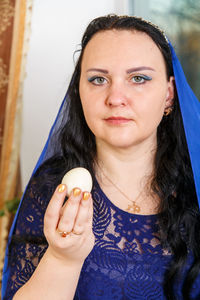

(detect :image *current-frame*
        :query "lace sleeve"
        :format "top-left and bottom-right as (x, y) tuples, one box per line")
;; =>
(3, 169), (59, 300)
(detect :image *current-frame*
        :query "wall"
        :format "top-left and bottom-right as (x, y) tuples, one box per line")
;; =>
(21, 0), (129, 189)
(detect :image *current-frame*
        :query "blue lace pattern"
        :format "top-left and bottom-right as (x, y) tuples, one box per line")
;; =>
(75, 181), (200, 299)
(3, 177), (200, 299)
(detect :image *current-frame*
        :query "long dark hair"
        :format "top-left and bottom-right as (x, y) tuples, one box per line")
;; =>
(13, 15), (200, 299)
(54, 15), (199, 299)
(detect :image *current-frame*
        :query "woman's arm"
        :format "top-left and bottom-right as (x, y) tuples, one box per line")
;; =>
(13, 248), (83, 300)
(13, 184), (94, 300)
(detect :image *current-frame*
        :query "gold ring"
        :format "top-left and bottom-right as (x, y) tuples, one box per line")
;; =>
(72, 229), (82, 235)
(57, 230), (70, 238)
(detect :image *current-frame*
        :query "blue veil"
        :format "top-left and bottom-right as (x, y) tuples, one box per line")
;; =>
(1, 37), (200, 298)
(168, 42), (200, 203)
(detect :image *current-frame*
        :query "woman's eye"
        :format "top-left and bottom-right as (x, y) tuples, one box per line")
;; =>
(131, 75), (152, 84)
(88, 76), (107, 85)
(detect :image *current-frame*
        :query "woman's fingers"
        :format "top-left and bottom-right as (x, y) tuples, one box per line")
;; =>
(44, 183), (93, 244)
(57, 188), (83, 233)
(43, 184), (94, 265)
(44, 184), (68, 233)
(72, 192), (92, 235)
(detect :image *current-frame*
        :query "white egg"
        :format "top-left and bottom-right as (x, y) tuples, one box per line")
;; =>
(61, 167), (93, 196)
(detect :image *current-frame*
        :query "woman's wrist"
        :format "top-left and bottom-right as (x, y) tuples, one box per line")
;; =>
(45, 247), (85, 269)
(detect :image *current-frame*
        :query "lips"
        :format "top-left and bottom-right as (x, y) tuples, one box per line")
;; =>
(105, 116), (132, 124)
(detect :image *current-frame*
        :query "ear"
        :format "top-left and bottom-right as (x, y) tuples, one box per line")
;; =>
(165, 76), (175, 108)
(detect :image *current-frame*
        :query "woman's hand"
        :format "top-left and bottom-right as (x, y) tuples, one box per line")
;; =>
(44, 184), (95, 266)
(13, 184), (94, 300)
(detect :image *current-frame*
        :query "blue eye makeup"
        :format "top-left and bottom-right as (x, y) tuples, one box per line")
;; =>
(88, 76), (107, 85)
(131, 75), (152, 83)
(87, 74), (152, 85)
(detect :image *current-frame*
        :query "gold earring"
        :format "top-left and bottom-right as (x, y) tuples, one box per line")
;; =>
(164, 107), (173, 116)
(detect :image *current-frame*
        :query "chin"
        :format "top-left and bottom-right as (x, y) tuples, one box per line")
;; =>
(108, 140), (137, 149)
(107, 135), (156, 150)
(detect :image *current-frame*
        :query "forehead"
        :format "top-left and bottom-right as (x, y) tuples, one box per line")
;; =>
(81, 30), (166, 71)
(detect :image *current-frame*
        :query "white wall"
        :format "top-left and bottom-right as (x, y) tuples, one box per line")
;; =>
(21, 0), (129, 190)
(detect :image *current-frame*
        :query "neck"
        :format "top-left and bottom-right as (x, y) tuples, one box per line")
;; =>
(95, 138), (157, 195)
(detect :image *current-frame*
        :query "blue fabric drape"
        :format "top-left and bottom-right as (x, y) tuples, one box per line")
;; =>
(169, 41), (200, 207)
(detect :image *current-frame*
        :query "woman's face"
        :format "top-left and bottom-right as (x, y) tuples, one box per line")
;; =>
(79, 30), (174, 151)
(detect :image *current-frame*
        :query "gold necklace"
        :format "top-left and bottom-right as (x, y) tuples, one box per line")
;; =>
(99, 167), (141, 214)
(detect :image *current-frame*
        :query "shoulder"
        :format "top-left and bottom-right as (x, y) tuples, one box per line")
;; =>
(31, 155), (68, 193)
(15, 156), (67, 231)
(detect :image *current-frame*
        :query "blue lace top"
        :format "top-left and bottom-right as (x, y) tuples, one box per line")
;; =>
(3, 171), (200, 300)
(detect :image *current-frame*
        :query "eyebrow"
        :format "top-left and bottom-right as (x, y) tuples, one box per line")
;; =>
(127, 66), (155, 73)
(86, 66), (155, 74)
(87, 68), (108, 74)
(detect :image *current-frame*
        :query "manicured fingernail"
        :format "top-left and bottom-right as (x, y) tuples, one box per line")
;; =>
(58, 184), (66, 193)
(73, 188), (81, 197)
(83, 192), (90, 200)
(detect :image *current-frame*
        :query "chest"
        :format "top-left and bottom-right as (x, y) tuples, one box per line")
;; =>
(74, 187), (199, 300)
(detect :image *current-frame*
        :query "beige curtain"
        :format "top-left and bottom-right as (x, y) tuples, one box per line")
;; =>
(0, 0), (32, 294)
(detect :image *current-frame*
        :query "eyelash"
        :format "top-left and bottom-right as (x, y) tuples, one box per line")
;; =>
(87, 74), (152, 85)
(88, 76), (107, 85)
(131, 75), (152, 83)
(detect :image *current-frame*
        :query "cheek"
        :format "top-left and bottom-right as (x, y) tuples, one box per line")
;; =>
(80, 86), (103, 121)
(80, 84), (91, 118)
(135, 92), (166, 129)
(80, 96), (98, 132)
(82, 104), (94, 120)
(147, 107), (164, 129)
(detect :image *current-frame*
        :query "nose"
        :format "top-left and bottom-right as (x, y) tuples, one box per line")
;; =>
(106, 82), (128, 107)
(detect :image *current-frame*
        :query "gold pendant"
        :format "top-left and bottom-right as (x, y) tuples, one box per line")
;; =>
(126, 201), (140, 213)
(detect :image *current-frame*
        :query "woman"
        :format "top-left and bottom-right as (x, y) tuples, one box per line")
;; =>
(2, 15), (200, 300)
